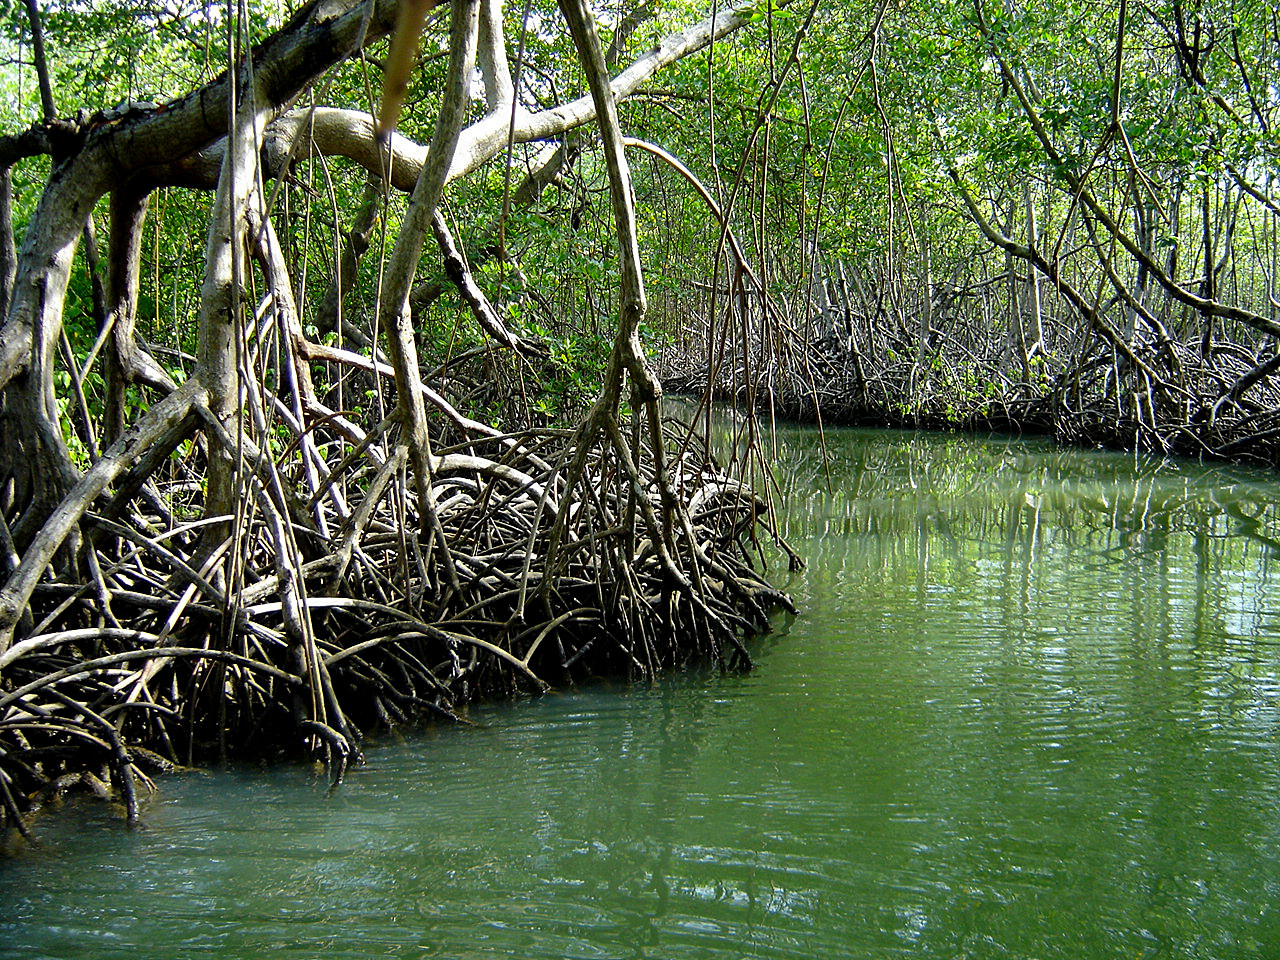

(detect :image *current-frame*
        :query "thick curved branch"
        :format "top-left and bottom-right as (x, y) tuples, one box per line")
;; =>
(452, 0), (768, 180)
(0, 0), (404, 394)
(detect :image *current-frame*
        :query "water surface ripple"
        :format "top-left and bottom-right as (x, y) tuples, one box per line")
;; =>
(4, 426), (1280, 958)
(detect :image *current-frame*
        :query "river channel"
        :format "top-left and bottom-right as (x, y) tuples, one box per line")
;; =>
(3, 423), (1279, 958)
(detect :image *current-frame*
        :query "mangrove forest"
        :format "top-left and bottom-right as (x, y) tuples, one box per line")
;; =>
(0, 0), (1278, 846)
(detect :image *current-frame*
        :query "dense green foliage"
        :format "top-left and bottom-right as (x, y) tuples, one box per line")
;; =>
(4, 0), (1273, 449)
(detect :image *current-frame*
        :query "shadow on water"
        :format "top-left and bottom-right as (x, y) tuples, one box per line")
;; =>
(3, 420), (1280, 959)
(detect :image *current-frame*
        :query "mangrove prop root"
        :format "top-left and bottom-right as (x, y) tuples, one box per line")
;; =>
(0, 411), (788, 838)
(662, 315), (1280, 467)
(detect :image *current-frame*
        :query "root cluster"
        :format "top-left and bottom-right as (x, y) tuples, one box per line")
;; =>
(662, 319), (1280, 466)
(0, 402), (793, 840)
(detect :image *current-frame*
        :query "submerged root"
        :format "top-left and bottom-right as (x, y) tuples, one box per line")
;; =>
(0, 405), (794, 838)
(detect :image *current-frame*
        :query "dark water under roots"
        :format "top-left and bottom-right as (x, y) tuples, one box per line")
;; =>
(4, 424), (1280, 959)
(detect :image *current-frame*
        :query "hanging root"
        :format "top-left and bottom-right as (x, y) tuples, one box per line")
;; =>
(0, 397), (793, 838)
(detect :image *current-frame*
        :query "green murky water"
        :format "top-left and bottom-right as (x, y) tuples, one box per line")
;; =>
(4, 425), (1280, 958)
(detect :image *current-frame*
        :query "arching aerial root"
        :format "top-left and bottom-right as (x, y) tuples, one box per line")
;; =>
(0, 411), (795, 840)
